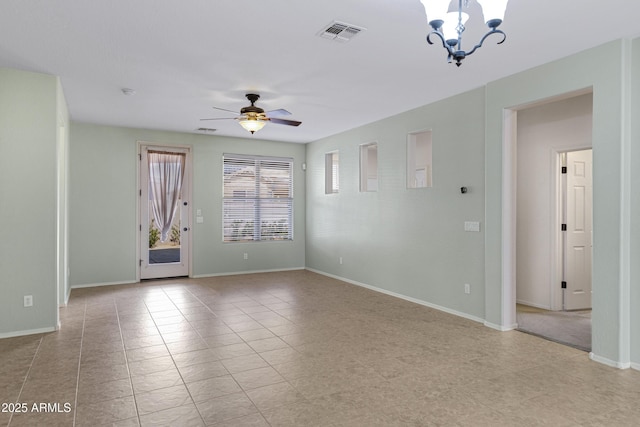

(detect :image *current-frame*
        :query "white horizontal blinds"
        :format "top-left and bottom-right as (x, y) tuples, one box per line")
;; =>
(223, 154), (293, 242)
(223, 156), (257, 241)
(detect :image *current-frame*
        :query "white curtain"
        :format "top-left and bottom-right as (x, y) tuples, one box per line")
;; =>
(148, 151), (185, 242)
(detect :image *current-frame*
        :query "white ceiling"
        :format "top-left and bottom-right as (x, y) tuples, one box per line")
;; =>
(1, 0), (639, 143)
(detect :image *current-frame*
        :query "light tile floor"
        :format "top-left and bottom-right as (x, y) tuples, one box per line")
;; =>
(1, 270), (639, 426)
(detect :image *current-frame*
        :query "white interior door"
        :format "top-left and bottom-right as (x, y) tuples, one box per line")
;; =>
(139, 145), (191, 279)
(564, 149), (592, 310)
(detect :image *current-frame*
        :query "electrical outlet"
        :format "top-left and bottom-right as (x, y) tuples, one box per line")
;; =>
(464, 284), (471, 294)
(339, 257), (343, 265)
(24, 295), (33, 307)
(243, 253), (248, 260)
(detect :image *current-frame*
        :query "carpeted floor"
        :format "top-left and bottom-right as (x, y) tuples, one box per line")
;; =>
(516, 304), (591, 352)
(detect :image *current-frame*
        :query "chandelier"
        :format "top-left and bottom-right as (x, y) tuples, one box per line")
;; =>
(421, 0), (509, 66)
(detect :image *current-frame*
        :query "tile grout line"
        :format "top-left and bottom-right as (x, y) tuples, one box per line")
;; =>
(184, 286), (297, 425)
(6, 335), (44, 427)
(71, 300), (87, 427)
(114, 297), (141, 425)
(179, 285), (273, 424)
(145, 285), (208, 425)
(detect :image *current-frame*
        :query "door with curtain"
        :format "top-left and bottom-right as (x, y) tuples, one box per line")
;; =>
(139, 145), (191, 279)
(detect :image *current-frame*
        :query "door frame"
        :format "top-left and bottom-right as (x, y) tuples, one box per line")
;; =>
(136, 141), (193, 281)
(502, 88), (593, 330)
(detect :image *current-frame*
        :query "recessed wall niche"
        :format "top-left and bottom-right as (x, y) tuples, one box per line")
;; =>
(359, 142), (378, 192)
(325, 151), (339, 194)
(407, 130), (432, 188)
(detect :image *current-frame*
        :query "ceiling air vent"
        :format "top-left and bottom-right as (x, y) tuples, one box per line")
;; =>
(318, 21), (366, 43)
(196, 128), (216, 133)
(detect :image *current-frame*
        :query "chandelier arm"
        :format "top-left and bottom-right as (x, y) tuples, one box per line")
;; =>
(464, 29), (506, 57)
(427, 31), (455, 55)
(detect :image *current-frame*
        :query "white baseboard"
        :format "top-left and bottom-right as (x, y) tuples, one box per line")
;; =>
(71, 280), (137, 289)
(484, 321), (518, 331)
(193, 267), (305, 279)
(515, 299), (551, 310)
(70, 268), (305, 288)
(631, 362), (640, 371)
(0, 326), (56, 339)
(305, 268), (485, 325)
(589, 352), (631, 369)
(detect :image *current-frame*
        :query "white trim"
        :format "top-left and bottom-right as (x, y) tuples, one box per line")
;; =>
(193, 267), (305, 279)
(502, 108), (518, 329)
(590, 352), (631, 369)
(515, 299), (550, 311)
(0, 327), (56, 339)
(484, 321), (518, 332)
(71, 280), (137, 289)
(551, 149), (564, 311)
(630, 362), (640, 371)
(306, 268), (485, 325)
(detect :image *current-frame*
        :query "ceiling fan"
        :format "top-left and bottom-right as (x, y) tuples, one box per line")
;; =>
(202, 93), (302, 134)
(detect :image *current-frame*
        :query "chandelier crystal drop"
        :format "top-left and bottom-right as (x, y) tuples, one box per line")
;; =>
(421, 0), (509, 67)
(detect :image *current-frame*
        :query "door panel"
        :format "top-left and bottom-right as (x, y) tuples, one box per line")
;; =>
(564, 149), (592, 310)
(140, 145), (190, 279)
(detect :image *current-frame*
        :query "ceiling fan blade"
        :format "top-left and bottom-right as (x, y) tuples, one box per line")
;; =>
(200, 117), (237, 121)
(212, 106), (240, 114)
(265, 109), (291, 118)
(269, 118), (302, 127)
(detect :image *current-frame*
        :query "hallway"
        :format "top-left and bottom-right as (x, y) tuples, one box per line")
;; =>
(516, 304), (591, 352)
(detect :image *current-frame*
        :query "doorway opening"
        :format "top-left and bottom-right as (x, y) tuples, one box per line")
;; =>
(138, 143), (191, 280)
(507, 91), (593, 351)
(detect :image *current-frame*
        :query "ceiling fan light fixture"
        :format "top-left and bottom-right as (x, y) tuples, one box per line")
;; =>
(204, 93), (301, 133)
(239, 118), (266, 134)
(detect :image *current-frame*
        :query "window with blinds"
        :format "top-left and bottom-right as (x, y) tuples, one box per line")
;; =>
(223, 154), (293, 242)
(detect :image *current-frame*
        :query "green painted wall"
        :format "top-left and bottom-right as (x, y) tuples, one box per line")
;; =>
(0, 68), (58, 335)
(485, 40), (632, 365)
(307, 39), (639, 368)
(306, 88), (486, 319)
(68, 123), (306, 286)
